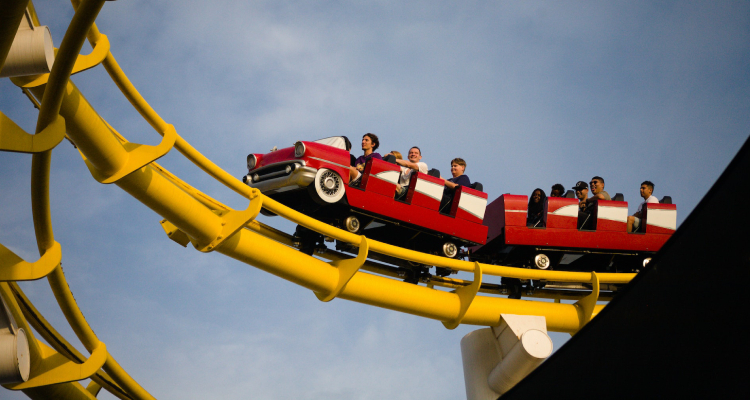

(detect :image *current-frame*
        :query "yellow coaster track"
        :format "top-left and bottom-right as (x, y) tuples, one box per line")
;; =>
(1, 1), (634, 398)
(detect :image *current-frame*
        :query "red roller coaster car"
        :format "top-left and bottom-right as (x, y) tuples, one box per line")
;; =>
(243, 136), (489, 261)
(243, 136), (677, 283)
(469, 194), (677, 274)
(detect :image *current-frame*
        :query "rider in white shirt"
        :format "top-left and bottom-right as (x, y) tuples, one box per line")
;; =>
(628, 180), (659, 232)
(394, 146), (428, 197)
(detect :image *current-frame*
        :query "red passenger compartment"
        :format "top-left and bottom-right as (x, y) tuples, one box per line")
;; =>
(483, 195), (527, 243)
(643, 203), (677, 235)
(451, 186), (489, 224)
(544, 197), (579, 230)
(359, 158), (400, 198)
(406, 172), (443, 211)
(591, 199), (628, 232)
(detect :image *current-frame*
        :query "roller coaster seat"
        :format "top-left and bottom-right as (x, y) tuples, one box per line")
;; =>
(445, 184), (489, 223)
(660, 196), (672, 204)
(406, 171), (445, 211)
(589, 198), (628, 232)
(642, 202), (677, 234)
(359, 158), (401, 198)
(544, 197), (579, 229)
(383, 153), (397, 164)
(564, 189), (576, 198)
(613, 193), (624, 202)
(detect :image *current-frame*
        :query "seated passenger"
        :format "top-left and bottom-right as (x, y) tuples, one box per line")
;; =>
(349, 133), (383, 184)
(550, 183), (565, 198)
(440, 158), (470, 212)
(393, 146), (428, 198)
(580, 176), (610, 230)
(572, 181), (589, 229)
(527, 188), (547, 227)
(584, 176), (611, 205)
(627, 180), (658, 233)
(443, 157), (470, 191)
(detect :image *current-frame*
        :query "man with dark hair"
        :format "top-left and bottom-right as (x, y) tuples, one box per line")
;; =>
(394, 146), (428, 197)
(579, 177), (610, 230)
(572, 180), (589, 211)
(628, 180), (658, 233)
(440, 158), (470, 213)
(550, 183), (565, 197)
(349, 133), (382, 183)
(572, 181), (590, 229)
(585, 176), (611, 206)
(443, 158), (470, 190)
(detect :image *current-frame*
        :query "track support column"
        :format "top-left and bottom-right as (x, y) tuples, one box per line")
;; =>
(460, 314), (553, 400)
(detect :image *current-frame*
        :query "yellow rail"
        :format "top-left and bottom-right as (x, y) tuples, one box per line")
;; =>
(0, 1), (624, 398)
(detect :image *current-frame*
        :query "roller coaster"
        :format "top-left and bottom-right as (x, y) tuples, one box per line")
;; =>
(1, 1), (737, 399)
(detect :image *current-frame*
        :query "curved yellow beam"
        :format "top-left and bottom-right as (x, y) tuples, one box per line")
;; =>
(0, 241), (60, 281)
(7, 341), (107, 390)
(10, 34), (111, 88)
(316, 236), (369, 302)
(20, 1), (157, 399)
(0, 113), (66, 153)
(0, 283), (98, 400)
(10, 283), (135, 400)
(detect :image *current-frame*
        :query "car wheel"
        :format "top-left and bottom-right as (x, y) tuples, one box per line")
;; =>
(311, 168), (346, 204)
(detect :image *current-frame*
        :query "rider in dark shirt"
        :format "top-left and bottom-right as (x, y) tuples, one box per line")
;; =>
(441, 158), (470, 212)
(349, 133), (382, 184)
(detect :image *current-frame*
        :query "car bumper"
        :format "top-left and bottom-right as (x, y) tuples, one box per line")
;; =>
(245, 166), (317, 195)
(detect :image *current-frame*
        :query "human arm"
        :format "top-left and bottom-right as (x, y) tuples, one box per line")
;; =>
(395, 159), (423, 171)
(444, 175), (470, 190)
(586, 191), (610, 203)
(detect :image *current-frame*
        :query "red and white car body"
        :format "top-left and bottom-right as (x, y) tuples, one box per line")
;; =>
(244, 137), (489, 257)
(244, 137), (677, 274)
(471, 194), (677, 273)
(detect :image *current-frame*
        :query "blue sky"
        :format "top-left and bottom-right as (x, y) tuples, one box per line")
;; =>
(2, 1), (749, 399)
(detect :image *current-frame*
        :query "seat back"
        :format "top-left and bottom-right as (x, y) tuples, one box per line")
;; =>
(471, 182), (483, 192)
(590, 199), (628, 231)
(342, 136), (352, 151)
(359, 158), (400, 197)
(613, 193), (624, 202)
(564, 189), (576, 198)
(428, 168), (440, 178)
(642, 202), (677, 234)
(405, 172), (444, 211)
(448, 184), (488, 223)
(483, 195), (527, 243)
(544, 197), (579, 229)
(660, 196), (672, 204)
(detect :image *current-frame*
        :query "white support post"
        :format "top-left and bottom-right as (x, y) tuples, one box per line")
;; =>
(0, 9), (55, 78)
(0, 292), (30, 385)
(460, 314), (553, 400)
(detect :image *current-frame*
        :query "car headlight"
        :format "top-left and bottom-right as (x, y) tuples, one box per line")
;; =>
(294, 141), (306, 157)
(247, 154), (257, 170)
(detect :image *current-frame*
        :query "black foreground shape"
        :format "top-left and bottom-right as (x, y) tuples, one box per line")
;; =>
(501, 134), (750, 399)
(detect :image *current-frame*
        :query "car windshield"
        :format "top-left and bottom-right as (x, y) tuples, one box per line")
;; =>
(314, 136), (349, 151)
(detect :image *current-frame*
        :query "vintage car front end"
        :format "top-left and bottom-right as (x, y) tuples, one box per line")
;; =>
(243, 136), (352, 201)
